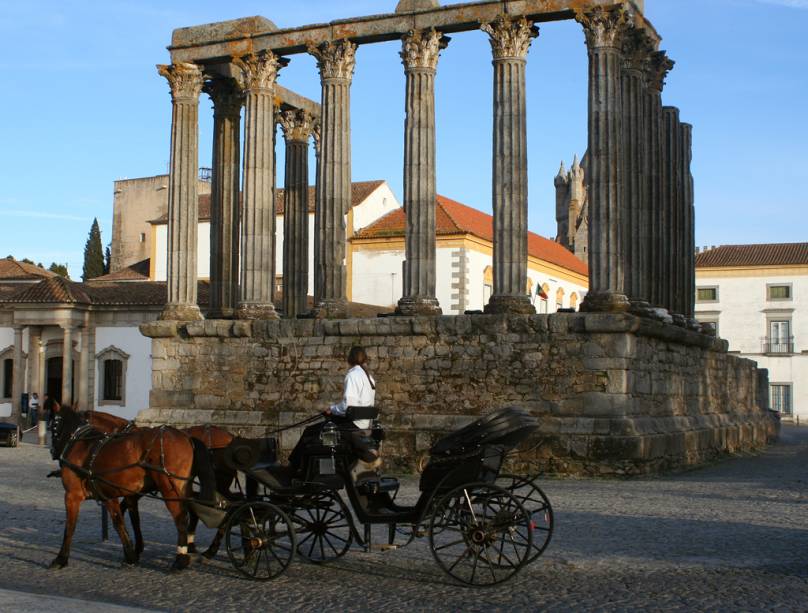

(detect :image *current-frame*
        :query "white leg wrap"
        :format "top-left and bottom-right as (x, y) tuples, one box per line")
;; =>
(177, 545), (188, 555)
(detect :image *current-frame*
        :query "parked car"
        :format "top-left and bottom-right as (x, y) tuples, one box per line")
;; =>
(0, 420), (19, 447)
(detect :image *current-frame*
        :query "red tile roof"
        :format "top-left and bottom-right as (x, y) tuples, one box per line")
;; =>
(0, 257), (57, 281)
(150, 180), (386, 223)
(355, 195), (589, 277)
(90, 259), (150, 282)
(696, 243), (808, 268)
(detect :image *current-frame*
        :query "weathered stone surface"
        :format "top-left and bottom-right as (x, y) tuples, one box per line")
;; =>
(395, 0), (440, 13)
(138, 313), (772, 476)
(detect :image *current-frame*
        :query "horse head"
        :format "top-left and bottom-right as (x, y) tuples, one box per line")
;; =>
(50, 404), (86, 460)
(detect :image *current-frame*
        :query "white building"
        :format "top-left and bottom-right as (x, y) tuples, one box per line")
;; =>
(696, 243), (808, 420)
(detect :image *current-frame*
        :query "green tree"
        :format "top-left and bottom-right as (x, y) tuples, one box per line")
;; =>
(104, 244), (111, 275)
(82, 218), (105, 281)
(49, 262), (69, 278)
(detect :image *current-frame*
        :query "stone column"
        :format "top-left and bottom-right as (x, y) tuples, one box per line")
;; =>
(78, 326), (95, 411)
(576, 6), (630, 313)
(308, 40), (357, 319)
(681, 122), (695, 321)
(233, 52), (286, 320)
(662, 106), (681, 316)
(157, 62), (204, 321)
(61, 325), (74, 405)
(482, 15), (539, 315)
(312, 124), (322, 302)
(205, 78), (243, 319)
(621, 27), (652, 306)
(644, 51), (674, 309)
(396, 29), (448, 316)
(11, 326), (24, 426)
(26, 326), (41, 399)
(279, 109), (316, 318)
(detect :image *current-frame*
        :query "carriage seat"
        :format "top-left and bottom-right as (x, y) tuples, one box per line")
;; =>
(355, 476), (400, 497)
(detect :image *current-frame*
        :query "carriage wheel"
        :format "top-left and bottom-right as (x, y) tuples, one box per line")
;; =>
(496, 474), (553, 564)
(224, 501), (295, 581)
(291, 492), (353, 563)
(428, 482), (532, 586)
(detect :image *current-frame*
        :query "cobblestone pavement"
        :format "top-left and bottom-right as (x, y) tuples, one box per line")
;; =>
(1, 426), (806, 612)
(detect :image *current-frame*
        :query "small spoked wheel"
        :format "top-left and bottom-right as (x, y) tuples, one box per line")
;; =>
(224, 501), (295, 581)
(496, 474), (554, 564)
(291, 492), (353, 563)
(429, 482), (533, 586)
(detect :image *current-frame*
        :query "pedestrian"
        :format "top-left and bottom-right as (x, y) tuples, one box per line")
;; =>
(29, 392), (39, 428)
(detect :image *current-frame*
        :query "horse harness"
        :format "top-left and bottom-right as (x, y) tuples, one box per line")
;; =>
(57, 422), (196, 503)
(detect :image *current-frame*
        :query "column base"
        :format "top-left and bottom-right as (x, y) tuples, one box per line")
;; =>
(236, 303), (280, 321)
(580, 291), (630, 313)
(671, 313), (688, 328)
(628, 299), (654, 318)
(484, 294), (536, 315)
(686, 318), (702, 332)
(312, 299), (348, 320)
(160, 304), (204, 321)
(207, 307), (236, 320)
(395, 296), (442, 316)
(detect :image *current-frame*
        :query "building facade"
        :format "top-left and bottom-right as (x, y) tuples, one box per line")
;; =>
(696, 243), (808, 420)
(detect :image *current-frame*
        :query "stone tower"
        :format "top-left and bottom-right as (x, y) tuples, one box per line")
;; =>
(554, 154), (588, 263)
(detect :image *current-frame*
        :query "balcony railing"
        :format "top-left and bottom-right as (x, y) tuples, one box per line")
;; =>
(761, 337), (795, 354)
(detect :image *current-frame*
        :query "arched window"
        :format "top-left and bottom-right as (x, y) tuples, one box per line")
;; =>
(556, 287), (565, 310)
(569, 292), (579, 309)
(483, 266), (493, 304)
(539, 283), (550, 314)
(96, 346), (130, 406)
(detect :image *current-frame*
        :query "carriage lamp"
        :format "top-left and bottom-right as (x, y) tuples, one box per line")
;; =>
(320, 421), (339, 448)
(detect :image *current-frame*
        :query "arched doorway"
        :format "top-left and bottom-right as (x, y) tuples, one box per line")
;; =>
(46, 356), (74, 403)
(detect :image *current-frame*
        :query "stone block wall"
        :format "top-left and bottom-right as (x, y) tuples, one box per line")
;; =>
(138, 313), (774, 476)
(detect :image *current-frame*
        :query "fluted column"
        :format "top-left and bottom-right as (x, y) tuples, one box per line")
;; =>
(681, 122), (695, 320)
(11, 326), (24, 426)
(233, 52), (286, 320)
(482, 15), (538, 315)
(26, 326), (41, 400)
(77, 326), (94, 411)
(205, 78), (243, 319)
(312, 124), (322, 301)
(279, 109), (316, 318)
(577, 7), (630, 313)
(662, 106), (681, 315)
(61, 325), (74, 405)
(621, 27), (652, 306)
(645, 51), (674, 309)
(157, 63), (204, 321)
(396, 29), (448, 316)
(308, 40), (356, 319)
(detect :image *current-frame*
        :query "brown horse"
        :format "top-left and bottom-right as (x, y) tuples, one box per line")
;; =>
(76, 410), (237, 558)
(50, 405), (215, 571)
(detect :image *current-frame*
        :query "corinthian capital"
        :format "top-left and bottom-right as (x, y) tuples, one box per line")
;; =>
(645, 50), (675, 93)
(232, 51), (287, 91)
(481, 15), (539, 61)
(203, 78), (243, 116)
(400, 29), (449, 71)
(575, 6), (630, 50)
(279, 109), (317, 143)
(622, 27), (654, 73)
(308, 40), (357, 81)
(312, 123), (321, 156)
(157, 63), (203, 101)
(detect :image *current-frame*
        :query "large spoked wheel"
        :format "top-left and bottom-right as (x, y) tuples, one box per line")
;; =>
(428, 482), (533, 587)
(291, 492), (353, 563)
(224, 501), (295, 581)
(496, 474), (553, 564)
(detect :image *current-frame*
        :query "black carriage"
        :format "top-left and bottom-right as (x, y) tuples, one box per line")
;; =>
(193, 407), (554, 586)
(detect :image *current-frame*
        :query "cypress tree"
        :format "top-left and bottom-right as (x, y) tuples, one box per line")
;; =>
(82, 218), (105, 281)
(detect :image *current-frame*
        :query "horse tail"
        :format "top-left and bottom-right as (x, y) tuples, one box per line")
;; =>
(190, 437), (217, 503)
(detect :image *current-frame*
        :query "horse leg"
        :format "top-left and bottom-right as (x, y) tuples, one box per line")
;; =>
(104, 498), (138, 565)
(50, 491), (82, 569)
(163, 498), (191, 571)
(187, 509), (199, 555)
(125, 495), (144, 558)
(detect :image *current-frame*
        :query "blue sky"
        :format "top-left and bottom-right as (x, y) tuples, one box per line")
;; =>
(0, 0), (806, 278)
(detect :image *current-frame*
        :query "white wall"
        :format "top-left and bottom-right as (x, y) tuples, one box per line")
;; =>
(0, 326), (11, 417)
(351, 249), (404, 307)
(352, 183), (400, 233)
(94, 326), (152, 420)
(696, 270), (808, 419)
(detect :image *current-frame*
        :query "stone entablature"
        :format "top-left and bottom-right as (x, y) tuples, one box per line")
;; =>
(139, 313), (773, 475)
